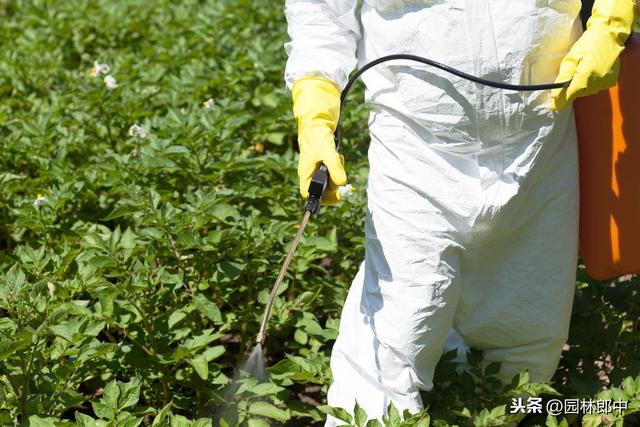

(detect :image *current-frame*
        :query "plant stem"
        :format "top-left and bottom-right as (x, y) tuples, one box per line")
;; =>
(19, 354), (28, 421)
(98, 104), (114, 149)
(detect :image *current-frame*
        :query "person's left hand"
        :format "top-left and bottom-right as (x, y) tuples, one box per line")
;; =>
(551, 0), (638, 110)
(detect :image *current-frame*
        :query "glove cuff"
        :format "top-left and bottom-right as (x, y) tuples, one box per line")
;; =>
(587, 0), (637, 44)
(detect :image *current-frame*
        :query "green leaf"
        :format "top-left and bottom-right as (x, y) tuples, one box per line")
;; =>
(116, 413), (143, 427)
(82, 233), (107, 250)
(474, 408), (491, 427)
(488, 405), (505, 419)
(180, 330), (221, 353)
(168, 310), (187, 329)
(165, 145), (191, 155)
(515, 371), (530, 388)
(140, 227), (164, 239)
(170, 414), (191, 427)
(249, 382), (284, 396)
(318, 406), (353, 424)
(248, 419), (271, 427)
(120, 228), (137, 249)
(118, 378), (141, 410)
(294, 329), (308, 345)
(622, 376), (637, 397)
(386, 401), (401, 426)
(210, 204), (240, 224)
(203, 345), (225, 362)
(50, 319), (81, 343)
(28, 416), (58, 427)
(546, 416), (570, 427)
(484, 361), (501, 376)
(248, 401), (291, 422)
(0, 331), (32, 361)
(92, 401), (115, 421)
(103, 380), (121, 409)
(75, 412), (104, 427)
(152, 403), (172, 426)
(354, 401), (368, 427)
(582, 414), (603, 427)
(453, 407), (472, 418)
(266, 132), (285, 145)
(88, 255), (118, 268)
(305, 230), (337, 252)
(296, 316), (324, 337)
(97, 287), (117, 317)
(218, 261), (244, 281)
(194, 294), (222, 324)
(190, 354), (209, 380)
(103, 204), (138, 220)
(414, 414), (430, 427)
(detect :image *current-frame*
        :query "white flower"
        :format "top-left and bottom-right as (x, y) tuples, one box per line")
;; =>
(203, 98), (215, 109)
(89, 61), (110, 78)
(33, 193), (47, 208)
(338, 184), (356, 199)
(104, 75), (119, 90)
(128, 124), (149, 139)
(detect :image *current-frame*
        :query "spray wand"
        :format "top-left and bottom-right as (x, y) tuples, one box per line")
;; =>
(255, 165), (329, 346)
(255, 55), (570, 347)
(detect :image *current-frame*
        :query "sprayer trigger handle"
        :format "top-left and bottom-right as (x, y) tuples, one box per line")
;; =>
(309, 164), (329, 199)
(304, 164), (329, 214)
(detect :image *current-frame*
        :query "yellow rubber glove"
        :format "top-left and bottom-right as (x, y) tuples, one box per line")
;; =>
(551, 0), (638, 110)
(292, 77), (347, 205)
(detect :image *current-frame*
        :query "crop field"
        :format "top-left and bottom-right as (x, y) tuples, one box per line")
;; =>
(1, 1), (639, 426)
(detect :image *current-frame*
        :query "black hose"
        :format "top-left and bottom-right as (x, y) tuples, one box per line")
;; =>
(334, 54), (571, 150)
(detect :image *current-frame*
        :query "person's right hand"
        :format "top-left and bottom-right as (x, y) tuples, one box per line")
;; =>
(292, 77), (347, 205)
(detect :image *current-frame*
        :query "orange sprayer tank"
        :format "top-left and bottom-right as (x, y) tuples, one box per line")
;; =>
(574, 33), (640, 280)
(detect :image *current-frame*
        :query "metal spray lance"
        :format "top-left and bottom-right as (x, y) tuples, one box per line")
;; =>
(255, 165), (330, 346)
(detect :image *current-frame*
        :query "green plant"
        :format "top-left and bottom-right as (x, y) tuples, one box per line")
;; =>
(1, 0), (639, 425)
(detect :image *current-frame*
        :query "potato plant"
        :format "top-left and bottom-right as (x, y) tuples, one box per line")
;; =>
(0, 1), (639, 426)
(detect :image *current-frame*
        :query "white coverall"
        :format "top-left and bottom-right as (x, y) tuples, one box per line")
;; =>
(284, 0), (581, 424)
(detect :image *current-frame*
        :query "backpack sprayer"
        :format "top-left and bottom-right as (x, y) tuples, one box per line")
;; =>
(255, 55), (570, 346)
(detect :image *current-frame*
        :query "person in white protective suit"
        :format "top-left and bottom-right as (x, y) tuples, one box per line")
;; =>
(283, 0), (637, 424)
